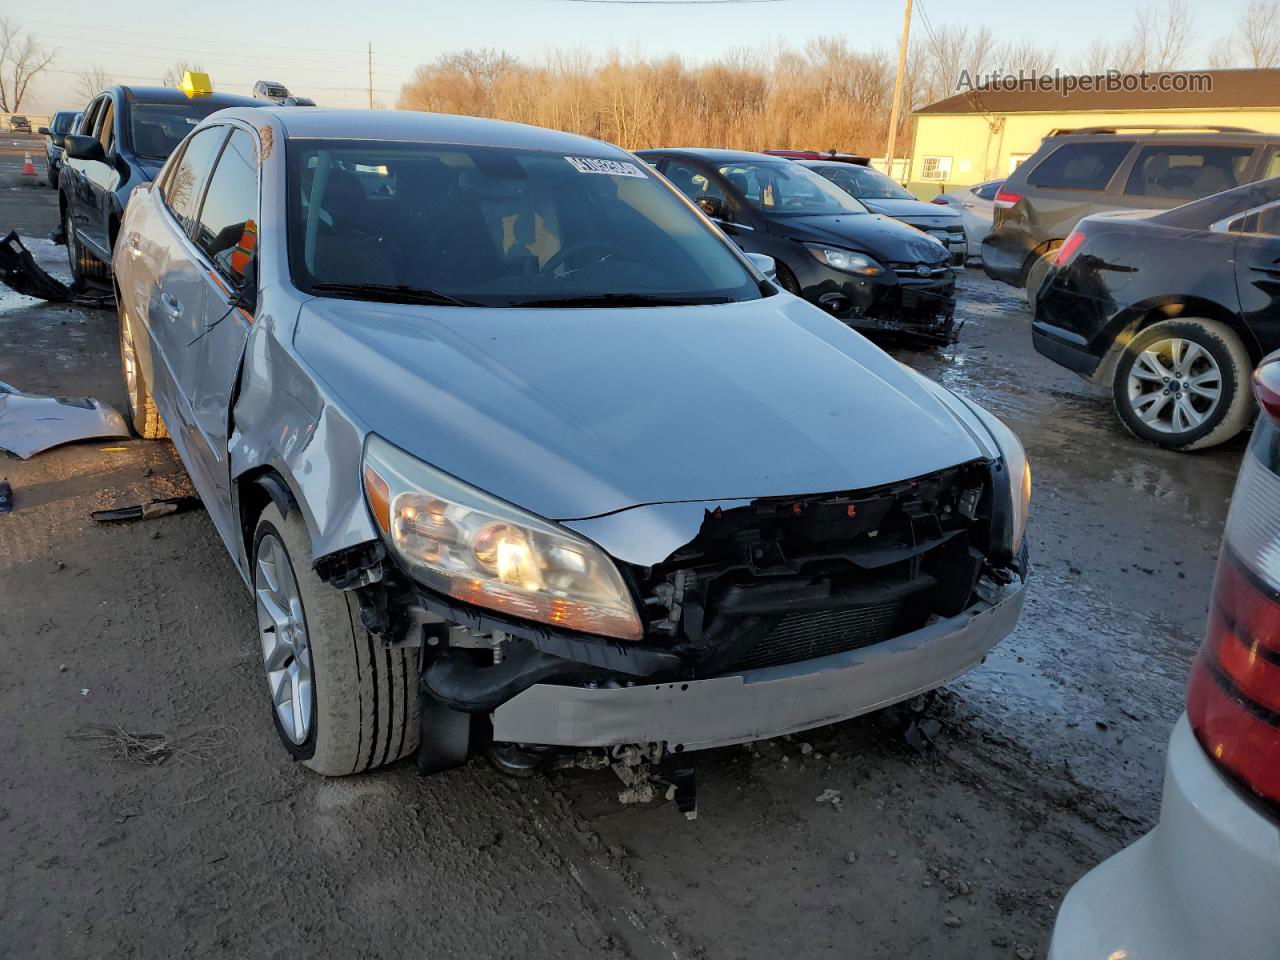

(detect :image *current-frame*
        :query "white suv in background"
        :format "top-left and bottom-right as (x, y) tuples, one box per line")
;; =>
(1049, 359), (1280, 959)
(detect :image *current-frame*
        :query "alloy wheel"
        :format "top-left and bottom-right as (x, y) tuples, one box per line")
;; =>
(1126, 337), (1223, 435)
(254, 532), (315, 745)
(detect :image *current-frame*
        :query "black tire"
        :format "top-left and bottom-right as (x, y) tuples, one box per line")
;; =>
(252, 503), (420, 776)
(1112, 318), (1253, 451)
(118, 307), (169, 440)
(63, 203), (107, 283)
(1024, 249), (1057, 316)
(775, 261), (802, 295)
(47, 168), (57, 188)
(62, 204), (84, 285)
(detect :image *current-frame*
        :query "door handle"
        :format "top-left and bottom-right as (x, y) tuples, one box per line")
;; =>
(160, 292), (183, 318)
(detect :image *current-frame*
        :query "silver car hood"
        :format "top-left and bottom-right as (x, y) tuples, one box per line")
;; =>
(294, 294), (987, 523)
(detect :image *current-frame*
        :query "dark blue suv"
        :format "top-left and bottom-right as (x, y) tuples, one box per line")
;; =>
(59, 84), (260, 283)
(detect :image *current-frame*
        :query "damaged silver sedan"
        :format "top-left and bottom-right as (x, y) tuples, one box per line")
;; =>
(111, 107), (1031, 777)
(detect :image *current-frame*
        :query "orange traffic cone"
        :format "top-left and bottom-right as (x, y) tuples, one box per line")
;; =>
(21, 152), (35, 176)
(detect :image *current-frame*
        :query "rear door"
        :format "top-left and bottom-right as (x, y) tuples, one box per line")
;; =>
(1117, 141), (1258, 212)
(1234, 199), (1280, 354)
(141, 125), (228, 476)
(176, 126), (261, 547)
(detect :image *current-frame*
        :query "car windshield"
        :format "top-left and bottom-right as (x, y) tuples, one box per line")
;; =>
(285, 141), (764, 307)
(811, 164), (916, 201)
(51, 113), (76, 134)
(716, 159), (866, 216)
(130, 102), (239, 160)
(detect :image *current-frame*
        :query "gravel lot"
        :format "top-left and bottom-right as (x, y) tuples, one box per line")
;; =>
(0, 154), (1244, 959)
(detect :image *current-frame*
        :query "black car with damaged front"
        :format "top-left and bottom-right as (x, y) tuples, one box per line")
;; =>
(639, 148), (958, 343)
(1033, 176), (1280, 451)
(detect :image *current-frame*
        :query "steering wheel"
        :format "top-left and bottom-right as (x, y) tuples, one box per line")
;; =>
(542, 242), (618, 276)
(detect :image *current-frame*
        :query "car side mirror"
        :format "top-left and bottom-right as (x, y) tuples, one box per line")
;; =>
(65, 134), (105, 162)
(696, 195), (724, 220)
(745, 252), (777, 281)
(37, 127), (49, 136)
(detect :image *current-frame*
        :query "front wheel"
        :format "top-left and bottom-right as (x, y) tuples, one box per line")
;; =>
(252, 503), (420, 775)
(1112, 318), (1253, 451)
(774, 261), (802, 295)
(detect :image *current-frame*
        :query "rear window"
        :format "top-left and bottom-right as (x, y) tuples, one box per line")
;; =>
(51, 113), (76, 134)
(974, 181), (1000, 201)
(1026, 142), (1134, 191)
(1123, 145), (1254, 200)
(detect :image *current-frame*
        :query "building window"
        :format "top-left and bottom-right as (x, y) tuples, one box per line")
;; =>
(919, 156), (952, 181)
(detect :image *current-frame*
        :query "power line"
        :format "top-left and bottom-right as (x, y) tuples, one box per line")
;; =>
(540, 0), (794, 4)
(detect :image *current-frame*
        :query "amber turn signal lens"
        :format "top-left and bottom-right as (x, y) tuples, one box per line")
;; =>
(363, 465), (391, 533)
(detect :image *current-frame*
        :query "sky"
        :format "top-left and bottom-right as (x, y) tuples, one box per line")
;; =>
(12, 0), (1263, 115)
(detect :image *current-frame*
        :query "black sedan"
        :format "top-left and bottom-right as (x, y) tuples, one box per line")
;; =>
(37, 110), (78, 188)
(1033, 177), (1280, 450)
(638, 149), (957, 342)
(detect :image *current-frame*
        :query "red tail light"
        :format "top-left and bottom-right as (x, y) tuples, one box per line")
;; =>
(993, 186), (1022, 208)
(1054, 230), (1085, 267)
(1186, 361), (1280, 813)
(930, 196), (948, 205)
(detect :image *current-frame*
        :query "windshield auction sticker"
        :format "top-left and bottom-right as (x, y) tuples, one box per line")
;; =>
(565, 156), (647, 178)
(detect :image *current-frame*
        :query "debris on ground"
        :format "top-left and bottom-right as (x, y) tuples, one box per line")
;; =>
(0, 230), (112, 307)
(0, 381), (129, 459)
(814, 788), (842, 806)
(91, 496), (204, 523)
(0, 478), (11, 513)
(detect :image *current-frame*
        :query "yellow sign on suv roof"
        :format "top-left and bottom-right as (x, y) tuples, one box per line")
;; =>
(178, 71), (213, 98)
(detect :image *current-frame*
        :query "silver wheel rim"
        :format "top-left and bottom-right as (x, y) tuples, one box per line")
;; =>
(254, 532), (315, 745)
(121, 319), (139, 407)
(1126, 337), (1223, 435)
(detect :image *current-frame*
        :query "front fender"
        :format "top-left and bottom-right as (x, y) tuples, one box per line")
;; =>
(228, 316), (378, 579)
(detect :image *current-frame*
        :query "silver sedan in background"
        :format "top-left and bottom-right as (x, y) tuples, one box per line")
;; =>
(931, 179), (1003, 260)
(111, 108), (1030, 779)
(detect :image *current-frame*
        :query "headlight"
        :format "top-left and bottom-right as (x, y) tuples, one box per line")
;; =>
(974, 409), (1031, 557)
(362, 435), (643, 641)
(806, 245), (884, 276)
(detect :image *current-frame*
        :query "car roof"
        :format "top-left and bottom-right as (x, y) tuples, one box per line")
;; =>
(1044, 130), (1279, 144)
(637, 147), (796, 163)
(216, 108), (628, 154)
(115, 84), (261, 108)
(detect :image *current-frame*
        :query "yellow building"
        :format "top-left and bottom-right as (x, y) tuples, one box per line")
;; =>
(906, 68), (1280, 195)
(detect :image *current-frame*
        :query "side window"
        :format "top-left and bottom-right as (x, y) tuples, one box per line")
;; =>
(663, 160), (726, 205)
(161, 126), (227, 236)
(1124, 145), (1254, 200)
(1026, 142), (1134, 191)
(80, 97), (104, 139)
(1262, 148), (1280, 181)
(97, 100), (115, 153)
(195, 129), (260, 285)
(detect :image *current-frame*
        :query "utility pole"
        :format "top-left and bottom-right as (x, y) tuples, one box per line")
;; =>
(367, 42), (374, 109)
(884, 0), (913, 181)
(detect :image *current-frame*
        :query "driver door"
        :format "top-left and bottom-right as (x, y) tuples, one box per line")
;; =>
(659, 158), (760, 249)
(171, 127), (261, 551)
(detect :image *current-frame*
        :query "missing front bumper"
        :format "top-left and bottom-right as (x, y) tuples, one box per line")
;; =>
(491, 577), (1025, 752)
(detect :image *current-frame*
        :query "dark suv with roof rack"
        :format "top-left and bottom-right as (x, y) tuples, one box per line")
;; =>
(58, 84), (261, 284)
(982, 126), (1280, 308)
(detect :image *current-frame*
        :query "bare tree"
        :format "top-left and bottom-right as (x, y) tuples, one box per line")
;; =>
(1080, 0), (1194, 74)
(1207, 35), (1241, 69)
(0, 17), (56, 113)
(161, 60), (205, 88)
(75, 65), (112, 103)
(1242, 0), (1280, 68)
